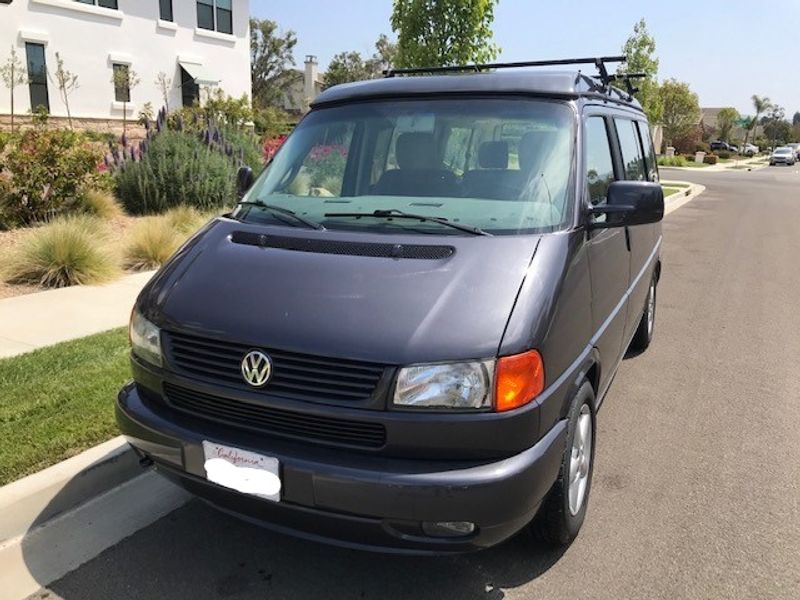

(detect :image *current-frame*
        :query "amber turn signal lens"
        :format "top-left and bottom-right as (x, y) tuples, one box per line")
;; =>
(495, 350), (544, 412)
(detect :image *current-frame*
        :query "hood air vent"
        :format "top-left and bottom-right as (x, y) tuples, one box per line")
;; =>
(230, 231), (455, 260)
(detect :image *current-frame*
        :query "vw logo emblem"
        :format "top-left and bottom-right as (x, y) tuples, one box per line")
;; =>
(241, 350), (273, 387)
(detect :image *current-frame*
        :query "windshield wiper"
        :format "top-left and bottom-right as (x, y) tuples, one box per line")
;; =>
(238, 200), (325, 230)
(323, 209), (491, 236)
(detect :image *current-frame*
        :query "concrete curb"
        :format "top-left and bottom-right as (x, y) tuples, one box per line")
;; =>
(664, 182), (705, 216)
(0, 436), (190, 599)
(0, 436), (139, 544)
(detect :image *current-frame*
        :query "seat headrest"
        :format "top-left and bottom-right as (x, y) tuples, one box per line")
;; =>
(478, 141), (509, 169)
(396, 132), (436, 170)
(519, 130), (559, 172)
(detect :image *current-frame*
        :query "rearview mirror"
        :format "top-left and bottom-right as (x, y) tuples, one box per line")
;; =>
(588, 181), (664, 229)
(236, 165), (254, 199)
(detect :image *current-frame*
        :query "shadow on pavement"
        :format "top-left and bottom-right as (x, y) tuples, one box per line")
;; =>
(27, 497), (568, 600)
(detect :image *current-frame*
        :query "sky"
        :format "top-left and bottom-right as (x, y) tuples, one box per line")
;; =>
(252, 0), (800, 119)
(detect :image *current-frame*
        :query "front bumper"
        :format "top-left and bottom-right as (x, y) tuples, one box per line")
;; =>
(116, 382), (566, 554)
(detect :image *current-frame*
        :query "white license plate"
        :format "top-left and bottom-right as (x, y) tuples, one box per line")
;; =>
(202, 441), (281, 502)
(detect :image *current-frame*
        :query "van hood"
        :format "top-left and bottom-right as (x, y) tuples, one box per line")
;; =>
(143, 219), (540, 365)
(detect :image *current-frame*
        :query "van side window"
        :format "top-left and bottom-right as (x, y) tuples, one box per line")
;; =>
(615, 119), (646, 181)
(636, 122), (659, 182)
(584, 117), (615, 206)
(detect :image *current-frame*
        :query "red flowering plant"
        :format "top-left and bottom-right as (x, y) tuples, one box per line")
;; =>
(263, 135), (287, 162)
(304, 143), (348, 190)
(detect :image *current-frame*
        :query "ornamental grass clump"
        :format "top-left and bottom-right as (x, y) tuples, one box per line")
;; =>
(124, 216), (183, 271)
(3, 215), (119, 288)
(80, 189), (125, 220)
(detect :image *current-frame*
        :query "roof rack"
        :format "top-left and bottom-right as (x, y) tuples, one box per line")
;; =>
(383, 55), (627, 85)
(604, 73), (647, 97)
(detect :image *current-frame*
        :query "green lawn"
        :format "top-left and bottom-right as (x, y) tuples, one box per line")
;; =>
(0, 328), (130, 485)
(661, 186), (682, 198)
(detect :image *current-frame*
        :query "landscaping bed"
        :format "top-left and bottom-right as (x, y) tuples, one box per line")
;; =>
(0, 98), (280, 299)
(0, 328), (129, 485)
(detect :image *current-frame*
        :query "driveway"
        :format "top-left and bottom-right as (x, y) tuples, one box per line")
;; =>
(27, 165), (800, 600)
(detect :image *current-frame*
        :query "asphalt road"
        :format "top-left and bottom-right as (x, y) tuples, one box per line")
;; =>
(28, 165), (800, 600)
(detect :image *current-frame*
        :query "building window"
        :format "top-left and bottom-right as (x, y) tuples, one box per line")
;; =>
(197, 0), (232, 34)
(75, 0), (119, 8)
(25, 42), (49, 112)
(159, 0), (173, 21)
(113, 63), (131, 102)
(180, 67), (199, 107)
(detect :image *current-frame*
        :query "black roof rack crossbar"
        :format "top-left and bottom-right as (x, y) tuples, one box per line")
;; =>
(603, 72), (648, 97)
(383, 55), (627, 84)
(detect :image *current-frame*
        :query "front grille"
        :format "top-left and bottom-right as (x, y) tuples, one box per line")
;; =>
(230, 231), (455, 260)
(163, 383), (386, 448)
(164, 331), (387, 402)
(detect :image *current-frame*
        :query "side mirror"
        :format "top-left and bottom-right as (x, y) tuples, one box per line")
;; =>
(588, 181), (664, 229)
(236, 165), (254, 199)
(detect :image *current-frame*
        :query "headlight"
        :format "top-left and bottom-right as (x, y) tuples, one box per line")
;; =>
(129, 309), (162, 367)
(393, 360), (494, 410)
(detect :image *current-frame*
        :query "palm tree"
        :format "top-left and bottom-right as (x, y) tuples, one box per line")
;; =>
(746, 95), (771, 146)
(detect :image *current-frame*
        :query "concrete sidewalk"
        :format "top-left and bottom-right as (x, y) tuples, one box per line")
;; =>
(0, 271), (154, 359)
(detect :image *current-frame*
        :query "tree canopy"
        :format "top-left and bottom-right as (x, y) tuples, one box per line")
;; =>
(390, 0), (500, 68)
(619, 18), (662, 123)
(659, 79), (701, 146)
(250, 18), (297, 109)
(324, 35), (397, 88)
(716, 107), (739, 142)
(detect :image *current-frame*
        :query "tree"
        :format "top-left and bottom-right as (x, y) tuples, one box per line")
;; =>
(763, 105), (790, 147)
(250, 18), (297, 109)
(391, 0), (500, 68)
(716, 107), (739, 143)
(793, 111), (800, 126)
(155, 71), (172, 112)
(0, 45), (28, 134)
(659, 79), (701, 147)
(618, 18), (662, 123)
(111, 66), (140, 134)
(324, 35), (398, 88)
(52, 52), (79, 129)
(745, 95), (771, 145)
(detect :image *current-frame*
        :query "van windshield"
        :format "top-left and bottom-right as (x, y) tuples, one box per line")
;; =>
(240, 98), (575, 235)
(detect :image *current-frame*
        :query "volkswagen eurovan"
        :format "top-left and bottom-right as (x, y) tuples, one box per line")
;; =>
(118, 57), (664, 552)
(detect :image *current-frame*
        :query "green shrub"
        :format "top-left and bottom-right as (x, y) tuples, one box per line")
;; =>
(0, 128), (106, 226)
(114, 130), (237, 214)
(717, 150), (732, 159)
(253, 106), (294, 139)
(0, 177), (12, 230)
(124, 215), (188, 270)
(703, 154), (718, 165)
(695, 142), (710, 153)
(3, 216), (119, 288)
(657, 155), (688, 167)
(80, 189), (124, 219)
(164, 205), (206, 233)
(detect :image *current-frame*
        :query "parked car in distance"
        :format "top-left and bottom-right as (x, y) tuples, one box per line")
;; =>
(785, 143), (800, 160)
(769, 147), (796, 166)
(728, 144), (739, 154)
(741, 143), (759, 156)
(117, 57), (665, 554)
(709, 140), (732, 152)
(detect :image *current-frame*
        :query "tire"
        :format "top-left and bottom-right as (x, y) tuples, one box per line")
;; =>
(531, 381), (596, 546)
(629, 274), (657, 353)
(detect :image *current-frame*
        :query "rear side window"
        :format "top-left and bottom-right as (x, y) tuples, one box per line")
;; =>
(636, 122), (659, 182)
(615, 119), (646, 181)
(584, 117), (615, 205)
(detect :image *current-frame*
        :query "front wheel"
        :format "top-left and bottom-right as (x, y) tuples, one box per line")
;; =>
(629, 275), (657, 353)
(531, 381), (596, 546)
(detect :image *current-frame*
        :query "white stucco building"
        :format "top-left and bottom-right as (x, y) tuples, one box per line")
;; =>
(0, 0), (250, 131)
